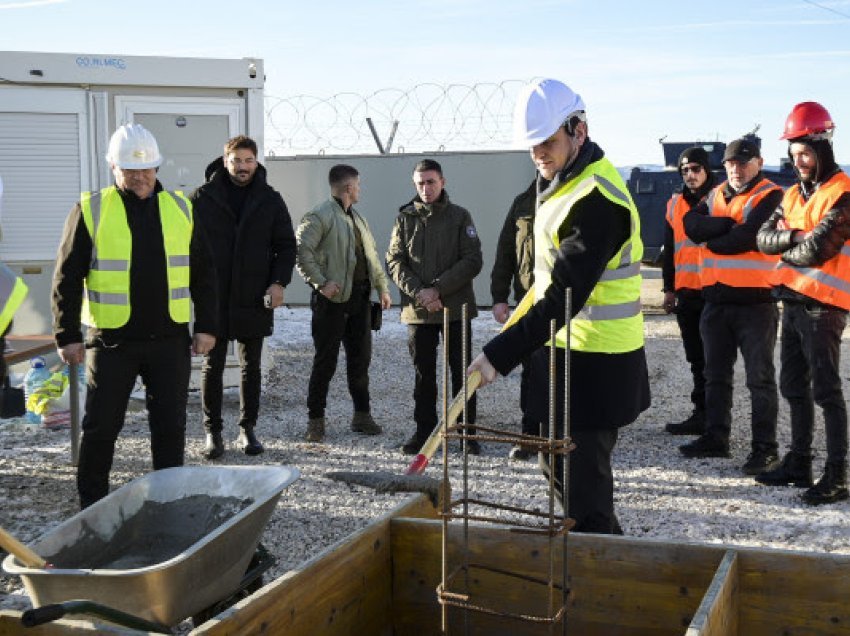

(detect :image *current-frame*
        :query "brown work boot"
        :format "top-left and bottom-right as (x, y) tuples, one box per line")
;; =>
(351, 411), (382, 435)
(304, 417), (325, 443)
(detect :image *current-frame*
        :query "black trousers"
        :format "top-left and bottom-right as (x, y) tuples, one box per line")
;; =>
(407, 321), (476, 439)
(77, 335), (190, 509)
(540, 427), (620, 534)
(519, 357), (537, 436)
(675, 291), (706, 411)
(779, 301), (848, 464)
(307, 284), (372, 419)
(201, 336), (264, 433)
(700, 301), (778, 451)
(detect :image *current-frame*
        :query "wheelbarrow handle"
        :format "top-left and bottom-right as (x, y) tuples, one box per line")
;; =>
(22, 600), (171, 634)
(22, 603), (66, 627)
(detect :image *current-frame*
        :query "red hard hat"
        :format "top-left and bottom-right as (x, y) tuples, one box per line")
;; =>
(780, 102), (835, 140)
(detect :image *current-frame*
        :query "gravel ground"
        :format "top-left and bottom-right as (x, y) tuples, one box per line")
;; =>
(2, 302), (849, 623)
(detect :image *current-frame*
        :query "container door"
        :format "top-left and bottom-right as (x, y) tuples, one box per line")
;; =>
(115, 97), (243, 193)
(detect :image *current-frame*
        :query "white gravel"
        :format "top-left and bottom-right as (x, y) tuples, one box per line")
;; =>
(2, 304), (849, 620)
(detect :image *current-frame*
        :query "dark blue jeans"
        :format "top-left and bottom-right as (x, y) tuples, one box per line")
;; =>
(779, 301), (848, 464)
(700, 301), (778, 451)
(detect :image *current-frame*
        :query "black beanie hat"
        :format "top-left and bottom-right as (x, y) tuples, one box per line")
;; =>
(678, 146), (711, 174)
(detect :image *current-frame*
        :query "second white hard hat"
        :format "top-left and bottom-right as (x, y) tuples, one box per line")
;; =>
(106, 123), (163, 169)
(513, 78), (586, 148)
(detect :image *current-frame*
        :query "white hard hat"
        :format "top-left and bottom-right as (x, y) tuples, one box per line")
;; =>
(513, 79), (586, 148)
(106, 123), (163, 169)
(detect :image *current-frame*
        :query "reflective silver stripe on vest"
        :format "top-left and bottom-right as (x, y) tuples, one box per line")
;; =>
(575, 299), (642, 321)
(168, 255), (190, 267)
(88, 191), (103, 268)
(665, 194), (680, 224)
(675, 264), (700, 274)
(599, 261), (641, 282)
(171, 287), (191, 300)
(741, 182), (778, 221)
(674, 238), (700, 251)
(91, 259), (128, 272)
(777, 263), (850, 295)
(702, 258), (775, 271)
(842, 245), (850, 257)
(87, 290), (128, 305)
(706, 188), (719, 211)
(168, 192), (191, 224)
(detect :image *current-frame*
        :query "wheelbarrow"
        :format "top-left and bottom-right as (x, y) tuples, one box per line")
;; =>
(2, 464), (299, 632)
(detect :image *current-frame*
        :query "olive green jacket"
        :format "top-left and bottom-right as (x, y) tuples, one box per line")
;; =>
(295, 197), (389, 302)
(386, 193), (482, 324)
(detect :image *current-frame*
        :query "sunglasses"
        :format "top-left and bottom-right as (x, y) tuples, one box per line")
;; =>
(680, 164), (703, 174)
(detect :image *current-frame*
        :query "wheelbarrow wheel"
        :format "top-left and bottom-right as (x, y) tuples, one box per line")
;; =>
(191, 544), (273, 628)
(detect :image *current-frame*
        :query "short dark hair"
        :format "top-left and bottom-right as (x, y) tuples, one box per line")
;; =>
(328, 164), (359, 187)
(413, 159), (443, 176)
(224, 135), (258, 157)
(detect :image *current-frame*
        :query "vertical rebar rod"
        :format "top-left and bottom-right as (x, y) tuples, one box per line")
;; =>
(562, 288), (572, 636)
(441, 306), (450, 634)
(461, 303), (470, 636)
(547, 318), (557, 632)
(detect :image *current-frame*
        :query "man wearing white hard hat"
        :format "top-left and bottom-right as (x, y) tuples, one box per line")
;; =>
(52, 123), (218, 508)
(468, 79), (650, 533)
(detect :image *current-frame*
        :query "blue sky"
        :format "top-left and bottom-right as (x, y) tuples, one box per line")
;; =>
(2, 0), (850, 166)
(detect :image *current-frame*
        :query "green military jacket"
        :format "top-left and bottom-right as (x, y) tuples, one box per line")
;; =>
(386, 193), (482, 324)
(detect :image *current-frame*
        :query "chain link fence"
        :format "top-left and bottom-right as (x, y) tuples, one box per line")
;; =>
(265, 80), (530, 156)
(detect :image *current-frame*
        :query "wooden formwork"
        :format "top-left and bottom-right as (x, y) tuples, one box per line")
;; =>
(1, 493), (849, 635)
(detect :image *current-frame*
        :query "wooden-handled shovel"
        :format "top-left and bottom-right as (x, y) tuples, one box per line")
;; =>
(0, 526), (48, 568)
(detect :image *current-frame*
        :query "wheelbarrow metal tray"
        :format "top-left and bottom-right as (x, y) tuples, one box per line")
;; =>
(2, 465), (299, 627)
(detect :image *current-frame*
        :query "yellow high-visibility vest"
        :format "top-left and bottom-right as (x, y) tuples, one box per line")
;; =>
(533, 157), (644, 353)
(80, 186), (192, 328)
(0, 262), (28, 334)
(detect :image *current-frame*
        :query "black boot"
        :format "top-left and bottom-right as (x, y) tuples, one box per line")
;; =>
(665, 409), (705, 435)
(679, 434), (730, 458)
(754, 451), (812, 487)
(237, 427), (264, 456)
(203, 432), (224, 460)
(802, 462), (849, 505)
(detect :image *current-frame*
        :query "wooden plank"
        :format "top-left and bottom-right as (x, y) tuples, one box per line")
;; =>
(391, 519), (725, 636)
(686, 550), (738, 636)
(734, 548), (850, 635)
(194, 493), (437, 635)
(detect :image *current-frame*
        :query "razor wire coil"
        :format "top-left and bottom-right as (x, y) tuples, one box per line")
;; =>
(264, 80), (529, 156)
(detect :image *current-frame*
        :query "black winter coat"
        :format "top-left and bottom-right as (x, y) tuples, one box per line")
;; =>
(490, 179), (536, 304)
(191, 159), (296, 340)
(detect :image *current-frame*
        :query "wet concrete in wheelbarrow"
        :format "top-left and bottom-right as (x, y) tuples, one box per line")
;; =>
(48, 495), (253, 570)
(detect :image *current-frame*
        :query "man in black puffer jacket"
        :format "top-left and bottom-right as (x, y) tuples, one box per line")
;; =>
(191, 136), (296, 459)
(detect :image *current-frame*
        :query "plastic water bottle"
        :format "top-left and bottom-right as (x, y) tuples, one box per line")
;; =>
(23, 356), (51, 424)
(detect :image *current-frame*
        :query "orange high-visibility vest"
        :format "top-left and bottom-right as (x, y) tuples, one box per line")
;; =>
(665, 193), (704, 291)
(700, 178), (781, 289)
(774, 171), (850, 310)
